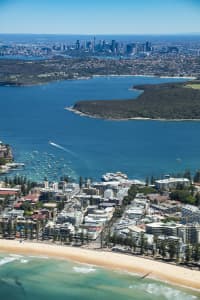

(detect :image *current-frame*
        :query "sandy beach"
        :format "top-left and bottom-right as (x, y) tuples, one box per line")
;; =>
(0, 239), (200, 291)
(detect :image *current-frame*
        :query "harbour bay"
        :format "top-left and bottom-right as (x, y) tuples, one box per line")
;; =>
(0, 75), (198, 182)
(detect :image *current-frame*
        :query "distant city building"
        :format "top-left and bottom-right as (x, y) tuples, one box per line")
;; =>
(76, 40), (80, 50)
(126, 43), (135, 55)
(145, 41), (151, 52)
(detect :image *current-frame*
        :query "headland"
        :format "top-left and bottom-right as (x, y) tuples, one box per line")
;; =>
(70, 81), (200, 121)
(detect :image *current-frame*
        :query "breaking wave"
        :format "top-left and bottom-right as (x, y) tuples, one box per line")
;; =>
(9, 254), (24, 258)
(29, 255), (49, 259)
(73, 266), (96, 274)
(20, 259), (29, 264)
(129, 283), (197, 300)
(0, 257), (18, 266)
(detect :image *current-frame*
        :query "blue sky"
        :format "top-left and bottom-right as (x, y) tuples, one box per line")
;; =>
(0, 0), (200, 34)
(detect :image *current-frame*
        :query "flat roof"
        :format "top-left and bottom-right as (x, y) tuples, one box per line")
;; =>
(43, 203), (57, 208)
(155, 178), (189, 184)
(0, 188), (20, 191)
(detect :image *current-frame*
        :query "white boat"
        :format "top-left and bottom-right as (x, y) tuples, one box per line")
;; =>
(102, 172), (128, 182)
(6, 162), (25, 168)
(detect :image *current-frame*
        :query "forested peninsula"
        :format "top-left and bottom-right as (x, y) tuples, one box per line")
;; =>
(72, 81), (200, 120)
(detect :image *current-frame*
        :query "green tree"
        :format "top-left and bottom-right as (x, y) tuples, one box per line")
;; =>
(113, 207), (123, 218)
(79, 176), (83, 189)
(183, 170), (191, 181)
(131, 238), (137, 253)
(0, 158), (6, 166)
(168, 242), (177, 261)
(193, 244), (200, 262)
(150, 176), (155, 185)
(140, 233), (145, 255)
(80, 230), (85, 245)
(7, 219), (13, 237)
(194, 170), (200, 183)
(185, 245), (192, 264)
(160, 240), (167, 259)
(4, 176), (8, 186)
(195, 193), (200, 206)
(170, 189), (195, 205)
(24, 221), (28, 239)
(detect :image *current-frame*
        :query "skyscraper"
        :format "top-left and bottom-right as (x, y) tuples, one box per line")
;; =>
(76, 40), (80, 50)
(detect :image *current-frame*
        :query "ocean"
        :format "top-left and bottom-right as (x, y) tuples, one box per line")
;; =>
(0, 253), (199, 300)
(0, 75), (198, 182)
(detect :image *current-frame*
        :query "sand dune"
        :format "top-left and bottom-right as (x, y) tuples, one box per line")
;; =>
(0, 239), (200, 291)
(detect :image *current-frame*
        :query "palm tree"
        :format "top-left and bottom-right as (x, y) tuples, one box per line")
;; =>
(153, 235), (159, 256)
(80, 229), (85, 245)
(193, 244), (200, 262)
(185, 244), (192, 264)
(100, 230), (104, 248)
(140, 233), (145, 255)
(53, 230), (57, 242)
(36, 220), (40, 240)
(7, 219), (13, 237)
(0, 219), (3, 236)
(1, 221), (6, 238)
(168, 241), (177, 261)
(160, 240), (167, 259)
(30, 224), (34, 240)
(24, 220), (28, 239)
(131, 238), (137, 254)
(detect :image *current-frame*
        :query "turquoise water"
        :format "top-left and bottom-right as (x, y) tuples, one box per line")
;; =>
(0, 253), (199, 300)
(1, 75), (198, 182)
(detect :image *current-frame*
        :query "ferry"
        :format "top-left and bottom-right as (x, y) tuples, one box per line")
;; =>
(101, 172), (128, 182)
(6, 163), (25, 168)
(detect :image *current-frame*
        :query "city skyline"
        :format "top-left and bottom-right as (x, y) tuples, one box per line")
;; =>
(0, 0), (200, 35)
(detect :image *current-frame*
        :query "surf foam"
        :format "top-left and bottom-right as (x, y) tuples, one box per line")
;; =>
(73, 266), (96, 274)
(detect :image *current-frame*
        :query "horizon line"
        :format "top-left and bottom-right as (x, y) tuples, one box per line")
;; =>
(0, 32), (200, 36)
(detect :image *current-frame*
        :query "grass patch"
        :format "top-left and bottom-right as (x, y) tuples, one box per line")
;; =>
(185, 84), (200, 90)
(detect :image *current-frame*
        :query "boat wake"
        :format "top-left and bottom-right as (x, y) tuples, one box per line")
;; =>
(49, 141), (77, 157)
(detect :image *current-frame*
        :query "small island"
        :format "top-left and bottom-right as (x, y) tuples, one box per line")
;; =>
(70, 81), (200, 120)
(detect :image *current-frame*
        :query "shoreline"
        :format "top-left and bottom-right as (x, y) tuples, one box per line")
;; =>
(0, 74), (195, 87)
(65, 106), (200, 122)
(0, 239), (200, 292)
(92, 74), (196, 80)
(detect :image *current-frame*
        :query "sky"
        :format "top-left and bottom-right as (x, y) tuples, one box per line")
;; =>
(0, 0), (200, 35)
